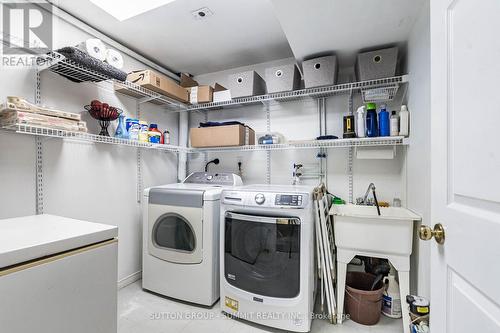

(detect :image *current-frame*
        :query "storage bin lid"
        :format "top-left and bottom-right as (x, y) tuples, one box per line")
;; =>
(0, 214), (118, 269)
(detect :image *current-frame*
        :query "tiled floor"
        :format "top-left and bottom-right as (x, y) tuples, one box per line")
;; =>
(118, 280), (403, 333)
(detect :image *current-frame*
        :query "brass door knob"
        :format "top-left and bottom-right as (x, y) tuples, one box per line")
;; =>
(419, 223), (445, 244)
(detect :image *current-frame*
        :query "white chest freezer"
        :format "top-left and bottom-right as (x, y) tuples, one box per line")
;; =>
(0, 214), (118, 333)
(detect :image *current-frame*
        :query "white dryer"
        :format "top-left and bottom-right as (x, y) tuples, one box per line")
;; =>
(142, 172), (242, 306)
(220, 185), (317, 332)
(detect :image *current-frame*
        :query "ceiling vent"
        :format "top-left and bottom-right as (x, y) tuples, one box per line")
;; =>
(191, 7), (213, 20)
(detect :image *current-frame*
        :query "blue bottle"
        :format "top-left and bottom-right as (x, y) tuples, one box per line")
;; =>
(365, 103), (378, 137)
(378, 104), (390, 137)
(115, 114), (129, 139)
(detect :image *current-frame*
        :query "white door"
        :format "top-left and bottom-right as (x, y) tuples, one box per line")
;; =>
(430, 0), (500, 332)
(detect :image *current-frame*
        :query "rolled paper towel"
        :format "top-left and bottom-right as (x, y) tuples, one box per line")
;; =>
(76, 38), (107, 61)
(105, 49), (124, 69)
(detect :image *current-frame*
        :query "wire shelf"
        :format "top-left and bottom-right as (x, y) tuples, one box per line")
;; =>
(186, 75), (409, 112)
(189, 136), (407, 153)
(2, 124), (184, 153)
(38, 52), (407, 113)
(1, 124), (407, 154)
(37, 52), (187, 110)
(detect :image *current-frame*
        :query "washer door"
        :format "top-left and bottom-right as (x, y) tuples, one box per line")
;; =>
(224, 212), (301, 298)
(148, 204), (203, 264)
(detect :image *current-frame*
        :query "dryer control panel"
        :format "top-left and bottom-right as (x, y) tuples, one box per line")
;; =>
(183, 172), (243, 186)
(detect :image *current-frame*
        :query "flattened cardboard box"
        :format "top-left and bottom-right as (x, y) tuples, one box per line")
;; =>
(190, 125), (255, 148)
(115, 70), (189, 103)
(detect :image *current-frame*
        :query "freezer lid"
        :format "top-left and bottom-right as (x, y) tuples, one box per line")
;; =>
(0, 214), (118, 269)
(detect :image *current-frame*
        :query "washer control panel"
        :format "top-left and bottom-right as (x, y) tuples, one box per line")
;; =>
(275, 194), (303, 207)
(223, 190), (309, 209)
(183, 172), (243, 186)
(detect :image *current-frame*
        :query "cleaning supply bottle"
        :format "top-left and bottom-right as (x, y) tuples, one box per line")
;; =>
(148, 124), (162, 144)
(399, 105), (409, 137)
(163, 130), (171, 145)
(114, 114), (128, 139)
(138, 121), (149, 143)
(356, 106), (366, 138)
(128, 122), (140, 141)
(378, 104), (390, 136)
(343, 115), (356, 138)
(365, 103), (378, 137)
(390, 111), (399, 136)
(382, 264), (402, 318)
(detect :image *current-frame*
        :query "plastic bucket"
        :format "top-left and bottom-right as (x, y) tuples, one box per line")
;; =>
(345, 272), (384, 325)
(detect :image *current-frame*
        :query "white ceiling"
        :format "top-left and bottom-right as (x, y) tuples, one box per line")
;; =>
(54, 0), (427, 75)
(271, 0), (427, 67)
(54, 0), (294, 75)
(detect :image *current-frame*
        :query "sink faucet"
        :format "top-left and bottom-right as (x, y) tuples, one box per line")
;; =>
(357, 183), (381, 216)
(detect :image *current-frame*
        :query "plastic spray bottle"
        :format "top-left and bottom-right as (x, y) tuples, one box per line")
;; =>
(356, 106), (366, 138)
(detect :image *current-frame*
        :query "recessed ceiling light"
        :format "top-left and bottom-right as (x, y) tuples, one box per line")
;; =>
(89, 0), (177, 21)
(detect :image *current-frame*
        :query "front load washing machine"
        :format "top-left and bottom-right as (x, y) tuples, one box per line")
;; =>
(142, 172), (242, 306)
(220, 185), (317, 332)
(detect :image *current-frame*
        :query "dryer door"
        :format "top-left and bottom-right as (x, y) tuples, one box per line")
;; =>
(149, 204), (202, 264)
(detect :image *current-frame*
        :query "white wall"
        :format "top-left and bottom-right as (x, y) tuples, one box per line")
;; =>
(191, 60), (406, 205)
(406, 1), (431, 298)
(0, 10), (179, 283)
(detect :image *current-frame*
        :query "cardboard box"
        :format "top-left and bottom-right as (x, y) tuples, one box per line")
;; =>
(117, 70), (189, 103)
(190, 124), (255, 148)
(180, 73), (213, 104)
(187, 86), (213, 104)
(213, 83), (231, 103)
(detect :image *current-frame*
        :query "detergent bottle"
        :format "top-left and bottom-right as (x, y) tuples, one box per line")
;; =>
(365, 103), (378, 137)
(382, 264), (402, 318)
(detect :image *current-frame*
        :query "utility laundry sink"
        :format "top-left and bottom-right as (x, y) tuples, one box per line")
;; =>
(330, 204), (421, 256)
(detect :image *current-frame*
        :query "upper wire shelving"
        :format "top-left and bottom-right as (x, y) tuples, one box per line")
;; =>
(37, 51), (407, 114)
(37, 52), (187, 111)
(185, 75), (408, 112)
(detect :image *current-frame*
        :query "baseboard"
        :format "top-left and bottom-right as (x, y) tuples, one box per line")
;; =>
(118, 271), (142, 289)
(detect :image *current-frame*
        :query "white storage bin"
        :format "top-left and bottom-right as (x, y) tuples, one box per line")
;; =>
(227, 70), (266, 98)
(265, 64), (301, 93)
(302, 55), (338, 88)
